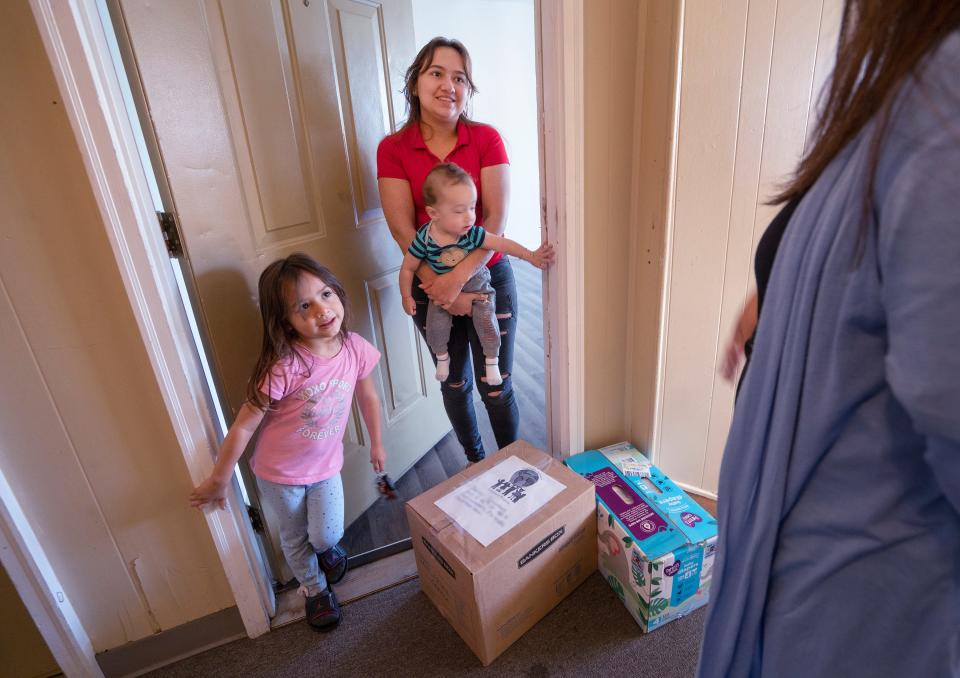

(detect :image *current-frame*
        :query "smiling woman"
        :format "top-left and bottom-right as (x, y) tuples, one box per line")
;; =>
(377, 37), (521, 465)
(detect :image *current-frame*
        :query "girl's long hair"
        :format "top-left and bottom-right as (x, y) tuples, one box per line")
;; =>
(774, 1), (960, 209)
(399, 36), (477, 132)
(246, 254), (350, 410)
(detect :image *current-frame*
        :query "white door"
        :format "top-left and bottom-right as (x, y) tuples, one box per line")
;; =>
(115, 0), (450, 579)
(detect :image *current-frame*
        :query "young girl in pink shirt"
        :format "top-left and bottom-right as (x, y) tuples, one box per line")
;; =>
(190, 253), (384, 631)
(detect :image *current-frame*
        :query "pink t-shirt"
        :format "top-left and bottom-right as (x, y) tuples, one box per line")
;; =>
(251, 333), (381, 485)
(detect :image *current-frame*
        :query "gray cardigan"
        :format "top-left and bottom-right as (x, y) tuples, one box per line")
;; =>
(698, 32), (960, 678)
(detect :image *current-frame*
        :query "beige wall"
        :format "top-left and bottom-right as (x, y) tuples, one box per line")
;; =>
(583, 0), (680, 452)
(582, 0), (641, 448)
(654, 0), (841, 494)
(0, 563), (59, 677)
(624, 1), (682, 453)
(582, 0), (842, 497)
(0, 0), (234, 652)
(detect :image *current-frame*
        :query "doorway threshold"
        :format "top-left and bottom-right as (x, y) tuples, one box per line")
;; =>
(270, 547), (418, 629)
(347, 537), (412, 568)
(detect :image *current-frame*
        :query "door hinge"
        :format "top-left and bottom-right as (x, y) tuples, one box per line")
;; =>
(157, 211), (183, 257)
(247, 505), (265, 533)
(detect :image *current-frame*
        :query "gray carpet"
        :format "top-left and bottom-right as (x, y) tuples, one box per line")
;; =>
(146, 572), (706, 677)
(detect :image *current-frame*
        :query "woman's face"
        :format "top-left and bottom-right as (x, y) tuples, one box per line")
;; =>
(415, 46), (469, 126)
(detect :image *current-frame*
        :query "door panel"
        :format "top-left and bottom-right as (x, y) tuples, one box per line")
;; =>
(366, 269), (432, 421)
(328, 0), (395, 224)
(213, 1), (327, 244)
(118, 0), (449, 583)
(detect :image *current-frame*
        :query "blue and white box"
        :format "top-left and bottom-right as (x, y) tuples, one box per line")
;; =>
(566, 442), (718, 632)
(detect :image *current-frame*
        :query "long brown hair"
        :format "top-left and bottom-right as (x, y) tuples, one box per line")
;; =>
(399, 37), (477, 132)
(775, 1), (960, 207)
(246, 254), (351, 409)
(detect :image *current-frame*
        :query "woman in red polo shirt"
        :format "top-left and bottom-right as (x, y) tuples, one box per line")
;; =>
(377, 37), (518, 463)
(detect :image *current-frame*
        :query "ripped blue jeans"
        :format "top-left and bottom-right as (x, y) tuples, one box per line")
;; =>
(412, 258), (520, 462)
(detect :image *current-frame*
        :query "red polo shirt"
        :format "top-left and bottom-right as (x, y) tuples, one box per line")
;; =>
(377, 121), (509, 267)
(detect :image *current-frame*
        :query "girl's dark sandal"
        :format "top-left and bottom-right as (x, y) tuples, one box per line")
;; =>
(305, 589), (341, 631)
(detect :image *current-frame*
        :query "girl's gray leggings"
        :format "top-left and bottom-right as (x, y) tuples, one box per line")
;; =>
(256, 474), (344, 596)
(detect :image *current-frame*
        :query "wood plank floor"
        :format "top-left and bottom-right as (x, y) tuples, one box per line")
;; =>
(691, 494), (717, 517)
(341, 260), (547, 557)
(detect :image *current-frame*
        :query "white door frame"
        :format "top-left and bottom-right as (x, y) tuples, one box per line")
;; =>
(0, 465), (102, 677)
(25, 0), (272, 644)
(537, 0), (585, 460)
(17, 0), (585, 660)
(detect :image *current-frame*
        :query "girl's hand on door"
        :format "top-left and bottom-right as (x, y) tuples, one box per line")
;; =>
(369, 443), (387, 474)
(190, 476), (228, 511)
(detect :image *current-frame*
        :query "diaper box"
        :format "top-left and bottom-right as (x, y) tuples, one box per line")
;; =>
(405, 440), (597, 665)
(565, 442), (718, 632)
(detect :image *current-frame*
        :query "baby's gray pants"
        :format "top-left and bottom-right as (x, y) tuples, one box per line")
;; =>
(425, 266), (500, 360)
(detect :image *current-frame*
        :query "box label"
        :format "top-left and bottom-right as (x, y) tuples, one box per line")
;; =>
(421, 537), (456, 579)
(518, 526), (565, 568)
(434, 456), (566, 547)
(667, 548), (704, 607)
(585, 469), (668, 540)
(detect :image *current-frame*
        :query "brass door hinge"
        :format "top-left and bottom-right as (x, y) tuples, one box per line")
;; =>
(157, 211), (183, 257)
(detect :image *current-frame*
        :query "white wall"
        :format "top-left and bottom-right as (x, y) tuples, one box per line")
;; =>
(412, 0), (540, 250)
(654, 0), (842, 494)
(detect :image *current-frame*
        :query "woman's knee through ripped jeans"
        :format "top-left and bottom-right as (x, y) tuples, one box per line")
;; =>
(412, 258), (520, 461)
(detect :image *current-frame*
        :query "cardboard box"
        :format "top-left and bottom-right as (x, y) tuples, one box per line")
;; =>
(405, 440), (596, 665)
(565, 442), (718, 632)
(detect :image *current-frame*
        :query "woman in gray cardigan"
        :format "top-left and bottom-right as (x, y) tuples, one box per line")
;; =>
(698, 3), (960, 676)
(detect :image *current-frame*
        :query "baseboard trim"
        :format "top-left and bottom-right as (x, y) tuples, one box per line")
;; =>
(95, 606), (245, 678)
(677, 481), (717, 501)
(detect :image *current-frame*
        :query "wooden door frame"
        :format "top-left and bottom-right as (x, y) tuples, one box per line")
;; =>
(537, 0), (585, 461)
(0, 466), (102, 677)
(17, 0), (585, 659)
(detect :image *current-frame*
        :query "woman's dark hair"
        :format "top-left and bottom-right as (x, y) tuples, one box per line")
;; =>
(775, 1), (960, 209)
(246, 253), (350, 409)
(400, 37), (477, 131)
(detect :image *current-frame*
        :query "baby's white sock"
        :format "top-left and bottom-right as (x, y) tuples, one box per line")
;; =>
(484, 358), (502, 387)
(435, 353), (450, 381)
